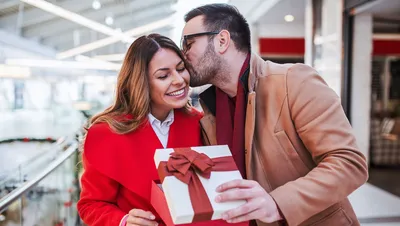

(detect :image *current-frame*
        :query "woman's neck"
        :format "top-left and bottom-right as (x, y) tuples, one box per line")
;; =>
(150, 107), (172, 122)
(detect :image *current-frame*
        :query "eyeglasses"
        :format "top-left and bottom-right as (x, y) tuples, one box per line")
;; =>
(181, 31), (220, 53)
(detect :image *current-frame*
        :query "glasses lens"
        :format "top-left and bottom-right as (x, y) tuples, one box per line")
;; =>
(181, 38), (187, 52)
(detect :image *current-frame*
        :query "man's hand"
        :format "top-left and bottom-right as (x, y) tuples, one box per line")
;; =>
(215, 179), (283, 224)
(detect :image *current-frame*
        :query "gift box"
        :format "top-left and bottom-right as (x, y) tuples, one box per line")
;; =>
(152, 145), (247, 225)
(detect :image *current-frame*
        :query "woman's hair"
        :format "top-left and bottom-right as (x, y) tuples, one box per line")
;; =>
(89, 33), (190, 134)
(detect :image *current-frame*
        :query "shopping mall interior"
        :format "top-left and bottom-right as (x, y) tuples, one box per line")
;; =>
(0, 0), (399, 225)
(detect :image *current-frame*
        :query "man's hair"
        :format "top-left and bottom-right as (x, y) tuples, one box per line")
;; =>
(184, 3), (251, 53)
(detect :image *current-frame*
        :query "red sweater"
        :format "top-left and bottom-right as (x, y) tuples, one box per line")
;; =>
(77, 109), (203, 226)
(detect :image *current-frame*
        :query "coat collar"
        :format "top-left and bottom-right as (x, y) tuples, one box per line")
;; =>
(248, 52), (268, 93)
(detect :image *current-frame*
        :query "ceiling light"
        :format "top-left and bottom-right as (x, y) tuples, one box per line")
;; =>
(92, 0), (101, 10)
(105, 16), (114, 25)
(56, 16), (173, 59)
(94, 53), (126, 62)
(284, 14), (294, 22)
(75, 54), (121, 67)
(20, 0), (133, 43)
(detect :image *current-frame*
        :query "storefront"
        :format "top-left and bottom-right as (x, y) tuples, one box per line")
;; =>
(306, 0), (400, 197)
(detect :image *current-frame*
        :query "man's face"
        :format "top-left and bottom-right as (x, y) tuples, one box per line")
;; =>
(182, 16), (221, 87)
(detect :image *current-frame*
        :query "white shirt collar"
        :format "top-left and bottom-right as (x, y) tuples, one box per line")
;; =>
(148, 110), (174, 128)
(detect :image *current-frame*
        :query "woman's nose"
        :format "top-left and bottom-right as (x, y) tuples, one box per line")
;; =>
(172, 71), (184, 85)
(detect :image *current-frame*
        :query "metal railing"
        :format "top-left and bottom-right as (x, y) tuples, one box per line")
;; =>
(0, 129), (83, 226)
(0, 142), (78, 213)
(0, 137), (68, 189)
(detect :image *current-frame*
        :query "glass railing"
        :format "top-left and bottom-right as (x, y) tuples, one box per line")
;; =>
(0, 138), (68, 196)
(0, 139), (82, 226)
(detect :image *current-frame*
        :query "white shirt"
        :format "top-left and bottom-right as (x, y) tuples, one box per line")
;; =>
(148, 110), (174, 148)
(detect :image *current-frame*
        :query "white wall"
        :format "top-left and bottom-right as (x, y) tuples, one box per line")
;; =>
(251, 22), (304, 55)
(257, 23), (305, 38)
(304, 0), (313, 65)
(351, 13), (373, 164)
(316, 0), (343, 97)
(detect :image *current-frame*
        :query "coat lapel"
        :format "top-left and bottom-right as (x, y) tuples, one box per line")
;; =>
(244, 91), (256, 175)
(199, 99), (217, 146)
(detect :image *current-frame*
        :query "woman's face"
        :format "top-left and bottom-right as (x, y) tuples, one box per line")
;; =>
(148, 48), (190, 119)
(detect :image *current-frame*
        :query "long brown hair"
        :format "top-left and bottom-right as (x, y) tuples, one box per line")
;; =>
(89, 34), (190, 134)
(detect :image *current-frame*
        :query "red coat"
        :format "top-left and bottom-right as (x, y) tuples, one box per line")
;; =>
(77, 109), (203, 226)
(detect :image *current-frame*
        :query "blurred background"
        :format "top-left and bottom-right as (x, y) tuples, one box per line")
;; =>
(0, 0), (399, 225)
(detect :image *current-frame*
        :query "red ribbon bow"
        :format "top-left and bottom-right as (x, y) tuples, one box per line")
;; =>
(158, 148), (237, 223)
(166, 149), (215, 184)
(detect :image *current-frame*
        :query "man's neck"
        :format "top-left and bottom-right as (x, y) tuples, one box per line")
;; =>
(213, 51), (248, 98)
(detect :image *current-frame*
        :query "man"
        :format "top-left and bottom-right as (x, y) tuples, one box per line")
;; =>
(181, 3), (368, 226)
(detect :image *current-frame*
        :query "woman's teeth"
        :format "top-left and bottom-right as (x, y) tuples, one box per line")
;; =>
(167, 89), (184, 96)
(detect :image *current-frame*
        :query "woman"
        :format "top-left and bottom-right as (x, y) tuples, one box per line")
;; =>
(77, 34), (203, 226)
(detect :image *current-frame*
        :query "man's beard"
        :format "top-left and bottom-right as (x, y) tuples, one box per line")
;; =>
(188, 42), (221, 87)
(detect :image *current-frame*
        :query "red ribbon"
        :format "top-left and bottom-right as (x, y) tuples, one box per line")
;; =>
(158, 148), (237, 222)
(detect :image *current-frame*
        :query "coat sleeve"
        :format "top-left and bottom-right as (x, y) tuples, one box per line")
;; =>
(269, 64), (368, 225)
(77, 155), (126, 226)
(77, 125), (126, 226)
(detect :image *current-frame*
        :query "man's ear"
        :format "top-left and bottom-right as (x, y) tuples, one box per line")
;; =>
(215, 30), (230, 54)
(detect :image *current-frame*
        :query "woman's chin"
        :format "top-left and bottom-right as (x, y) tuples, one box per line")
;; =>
(169, 99), (189, 110)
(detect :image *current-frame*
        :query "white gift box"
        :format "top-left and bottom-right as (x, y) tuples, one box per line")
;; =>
(153, 145), (246, 225)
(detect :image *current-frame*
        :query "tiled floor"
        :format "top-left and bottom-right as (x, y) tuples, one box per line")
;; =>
(349, 183), (400, 225)
(354, 167), (400, 226)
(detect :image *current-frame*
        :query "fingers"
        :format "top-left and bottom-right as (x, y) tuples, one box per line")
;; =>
(215, 187), (258, 202)
(126, 216), (158, 226)
(127, 209), (158, 226)
(225, 208), (266, 223)
(216, 179), (256, 192)
(220, 193), (282, 224)
(221, 199), (259, 221)
(215, 180), (264, 203)
(129, 209), (156, 220)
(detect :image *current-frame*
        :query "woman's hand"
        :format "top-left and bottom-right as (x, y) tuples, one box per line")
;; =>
(126, 209), (159, 226)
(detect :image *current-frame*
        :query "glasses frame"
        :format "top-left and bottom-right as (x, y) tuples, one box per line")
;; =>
(181, 31), (220, 53)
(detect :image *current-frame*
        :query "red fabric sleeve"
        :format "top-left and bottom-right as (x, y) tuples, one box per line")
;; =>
(77, 154), (126, 226)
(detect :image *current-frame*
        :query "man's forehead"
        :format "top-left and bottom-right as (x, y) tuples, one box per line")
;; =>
(183, 15), (205, 35)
